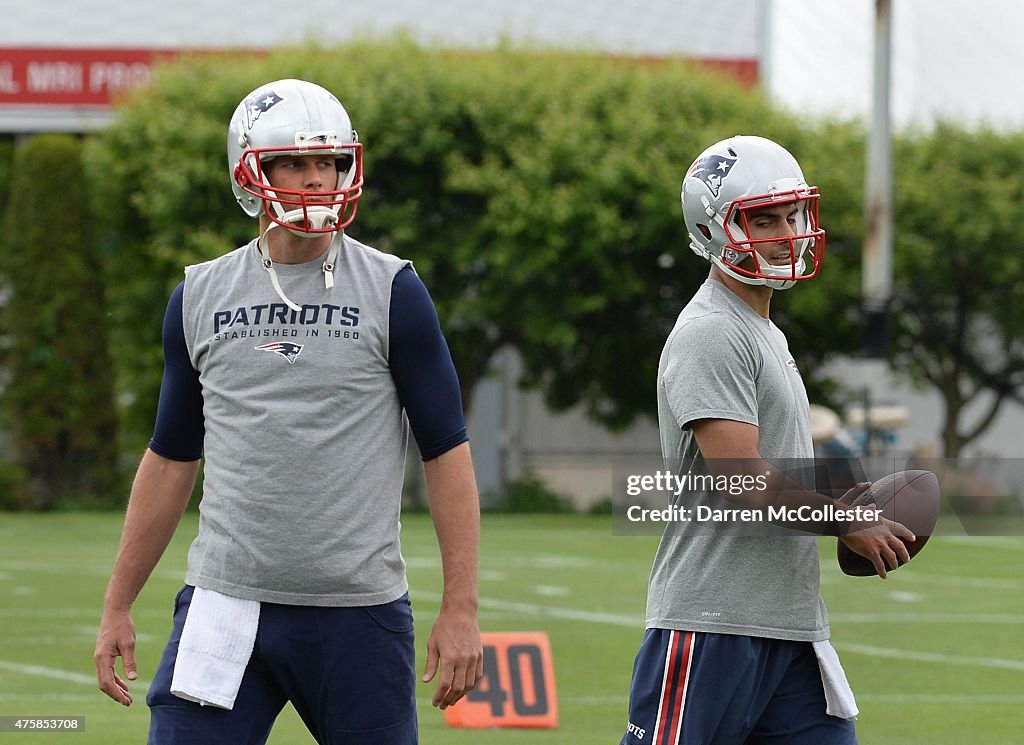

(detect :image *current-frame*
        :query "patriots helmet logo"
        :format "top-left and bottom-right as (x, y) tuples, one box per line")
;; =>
(688, 153), (738, 198)
(244, 89), (286, 129)
(255, 342), (304, 364)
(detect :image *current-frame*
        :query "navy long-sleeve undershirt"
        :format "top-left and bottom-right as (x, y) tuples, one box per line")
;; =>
(148, 266), (468, 462)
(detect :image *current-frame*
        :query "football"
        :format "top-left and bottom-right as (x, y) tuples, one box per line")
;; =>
(837, 469), (941, 577)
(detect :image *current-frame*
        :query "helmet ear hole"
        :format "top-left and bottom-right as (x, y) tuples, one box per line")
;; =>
(698, 224), (713, 240)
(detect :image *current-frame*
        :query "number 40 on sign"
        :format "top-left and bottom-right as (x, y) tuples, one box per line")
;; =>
(444, 631), (558, 729)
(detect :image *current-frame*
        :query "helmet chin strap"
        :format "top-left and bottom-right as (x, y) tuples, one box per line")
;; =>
(274, 205), (340, 234)
(711, 254), (806, 291)
(756, 257), (807, 290)
(258, 219), (342, 312)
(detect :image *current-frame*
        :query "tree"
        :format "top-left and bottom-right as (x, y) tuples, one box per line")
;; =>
(0, 137), (13, 209)
(1, 135), (119, 508)
(86, 41), (867, 455)
(889, 124), (1024, 457)
(78, 41), (1024, 467)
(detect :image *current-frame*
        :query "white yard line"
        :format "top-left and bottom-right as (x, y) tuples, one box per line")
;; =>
(897, 573), (1024, 591)
(414, 592), (1024, 628)
(835, 642), (1024, 672)
(413, 590), (640, 627)
(0, 659), (152, 689)
(856, 693), (1024, 704)
(939, 536), (1024, 552)
(830, 612), (1024, 624)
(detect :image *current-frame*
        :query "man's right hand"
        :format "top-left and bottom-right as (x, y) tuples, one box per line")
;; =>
(835, 480), (916, 578)
(94, 609), (138, 706)
(840, 516), (915, 579)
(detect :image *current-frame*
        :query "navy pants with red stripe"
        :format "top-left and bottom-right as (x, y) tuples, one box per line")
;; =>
(620, 629), (856, 745)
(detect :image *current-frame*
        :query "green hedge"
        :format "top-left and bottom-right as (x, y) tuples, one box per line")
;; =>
(1, 134), (119, 509)
(86, 40), (866, 458)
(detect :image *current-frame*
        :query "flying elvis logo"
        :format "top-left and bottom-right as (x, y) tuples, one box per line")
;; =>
(256, 342), (304, 364)
(689, 153), (738, 198)
(244, 89), (285, 129)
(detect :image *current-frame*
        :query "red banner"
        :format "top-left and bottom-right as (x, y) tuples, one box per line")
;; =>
(0, 47), (756, 110)
(0, 48), (177, 106)
(698, 58), (759, 88)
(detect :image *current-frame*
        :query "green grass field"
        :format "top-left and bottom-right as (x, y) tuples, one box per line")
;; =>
(1, 513), (1022, 744)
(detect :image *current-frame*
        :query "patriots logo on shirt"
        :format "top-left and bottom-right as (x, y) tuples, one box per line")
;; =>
(244, 90), (285, 129)
(255, 342), (304, 364)
(688, 153), (738, 198)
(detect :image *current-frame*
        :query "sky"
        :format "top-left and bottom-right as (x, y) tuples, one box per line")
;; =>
(768, 0), (1024, 131)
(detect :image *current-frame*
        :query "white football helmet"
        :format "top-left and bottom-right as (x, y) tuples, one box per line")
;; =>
(228, 78), (362, 235)
(681, 135), (824, 290)
(227, 79), (363, 310)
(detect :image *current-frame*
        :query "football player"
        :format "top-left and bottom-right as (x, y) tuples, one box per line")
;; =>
(619, 135), (913, 745)
(94, 79), (482, 744)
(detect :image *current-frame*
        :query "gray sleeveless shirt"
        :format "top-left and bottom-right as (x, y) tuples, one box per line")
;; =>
(180, 235), (411, 606)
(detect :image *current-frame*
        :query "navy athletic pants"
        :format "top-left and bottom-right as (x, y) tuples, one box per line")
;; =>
(146, 585), (418, 745)
(620, 629), (857, 745)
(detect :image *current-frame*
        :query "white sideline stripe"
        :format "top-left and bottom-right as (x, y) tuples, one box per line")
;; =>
(0, 560), (113, 577)
(902, 574), (1024, 591)
(415, 593), (1024, 628)
(21, 601), (1017, 623)
(857, 693), (1024, 704)
(414, 591), (640, 626)
(820, 568), (1024, 591)
(0, 609), (94, 618)
(0, 660), (152, 689)
(0, 693), (99, 701)
(835, 642), (1024, 672)
(0, 608), (167, 618)
(940, 536), (1024, 551)
(409, 553), (651, 571)
(0, 660), (99, 686)
(830, 612), (1024, 624)
(533, 585), (572, 597)
(887, 590), (926, 603)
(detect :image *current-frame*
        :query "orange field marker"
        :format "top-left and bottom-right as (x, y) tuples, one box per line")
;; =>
(444, 631), (558, 729)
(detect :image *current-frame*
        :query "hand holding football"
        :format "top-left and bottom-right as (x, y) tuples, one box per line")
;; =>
(837, 470), (941, 577)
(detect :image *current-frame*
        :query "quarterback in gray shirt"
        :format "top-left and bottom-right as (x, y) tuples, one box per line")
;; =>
(619, 136), (913, 745)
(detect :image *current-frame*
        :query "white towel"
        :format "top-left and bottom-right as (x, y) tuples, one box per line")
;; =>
(170, 587), (260, 710)
(812, 639), (859, 720)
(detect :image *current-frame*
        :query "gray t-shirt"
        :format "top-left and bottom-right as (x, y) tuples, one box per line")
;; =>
(180, 235), (411, 606)
(646, 278), (829, 641)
